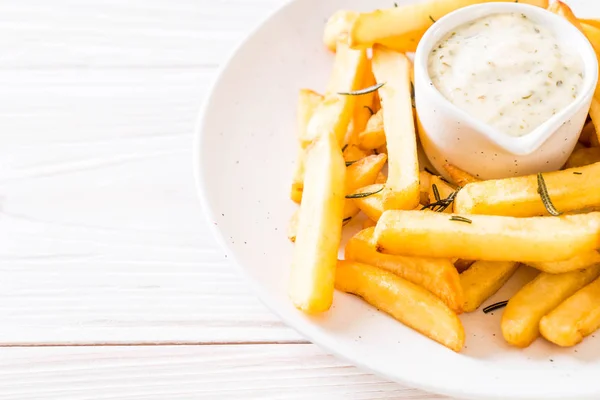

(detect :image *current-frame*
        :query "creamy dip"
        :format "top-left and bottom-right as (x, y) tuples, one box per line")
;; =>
(428, 12), (584, 137)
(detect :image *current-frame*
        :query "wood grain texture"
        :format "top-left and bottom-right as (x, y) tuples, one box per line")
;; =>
(0, 345), (445, 400)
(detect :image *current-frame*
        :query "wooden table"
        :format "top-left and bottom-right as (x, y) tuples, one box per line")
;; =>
(0, 1), (446, 398)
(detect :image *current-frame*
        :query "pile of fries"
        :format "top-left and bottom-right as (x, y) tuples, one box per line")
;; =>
(288, 0), (600, 352)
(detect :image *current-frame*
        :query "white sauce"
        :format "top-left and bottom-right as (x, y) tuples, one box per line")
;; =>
(428, 13), (584, 137)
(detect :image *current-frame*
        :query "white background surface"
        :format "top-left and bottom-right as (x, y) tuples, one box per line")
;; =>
(0, 0), (445, 398)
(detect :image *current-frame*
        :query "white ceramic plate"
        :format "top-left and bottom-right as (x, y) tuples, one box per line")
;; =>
(195, 1), (600, 398)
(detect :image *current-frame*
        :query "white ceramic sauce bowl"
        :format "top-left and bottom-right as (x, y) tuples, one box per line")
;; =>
(414, 3), (598, 180)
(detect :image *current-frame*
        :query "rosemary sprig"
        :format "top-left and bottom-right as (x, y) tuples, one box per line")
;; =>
(450, 216), (472, 224)
(432, 184), (441, 202)
(339, 82), (385, 96)
(483, 300), (508, 314)
(410, 81), (416, 109)
(429, 15), (437, 23)
(346, 160), (357, 167)
(346, 187), (384, 199)
(573, 172), (583, 175)
(421, 190), (458, 213)
(537, 173), (561, 216)
(342, 144), (349, 152)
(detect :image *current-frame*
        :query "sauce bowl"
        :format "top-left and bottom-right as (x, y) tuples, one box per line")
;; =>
(414, 3), (598, 180)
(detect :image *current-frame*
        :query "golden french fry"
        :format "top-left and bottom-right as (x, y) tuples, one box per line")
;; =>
(297, 89), (324, 147)
(527, 251), (600, 274)
(358, 109), (386, 150)
(349, 0), (548, 49)
(372, 46), (420, 210)
(344, 154), (388, 219)
(325, 43), (369, 97)
(540, 276), (600, 347)
(375, 172), (387, 184)
(428, 176), (455, 213)
(374, 210), (600, 262)
(460, 261), (520, 313)
(345, 228), (463, 312)
(443, 164), (480, 187)
(304, 44), (368, 148)
(502, 265), (600, 348)
(323, 10), (358, 52)
(419, 170), (433, 205)
(335, 260), (465, 352)
(290, 148), (306, 204)
(565, 147), (600, 169)
(346, 61), (377, 146)
(579, 121), (598, 147)
(455, 163), (600, 217)
(288, 209), (299, 243)
(343, 144), (371, 163)
(351, 184), (386, 221)
(590, 98), (600, 146)
(289, 132), (346, 313)
(580, 19), (600, 30)
(363, 218), (377, 229)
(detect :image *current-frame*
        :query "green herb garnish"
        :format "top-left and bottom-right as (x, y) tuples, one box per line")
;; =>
(343, 217), (352, 223)
(432, 184), (441, 202)
(346, 160), (358, 167)
(341, 144), (348, 152)
(364, 105), (375, 116)
(346, 186), (384, 199)
(450, 216), (472, 224)
(429, 15), (436, 23)
(421, 190), (458, 213)
(339, 82), (385, 96)
(483, 300), (508, 314)
(573, 172), (583, 175)
(411, 81), (416, 109)
(537, 173), (561, 216)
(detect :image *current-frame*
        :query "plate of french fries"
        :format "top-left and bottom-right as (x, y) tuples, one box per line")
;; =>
(195, 0), (600, 398)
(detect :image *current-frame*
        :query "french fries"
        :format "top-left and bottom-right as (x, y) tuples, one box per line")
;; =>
(346, 62), (378, 145)
(305, 44), (368, 147)
(351, 183), (386, 221)
(358, 109), (386, 150)
(345, 228), (463, 312)
(443, 164), (480, 187)
(289, 132), (346, 313)
(428, 176), (455, 214)
(527, 251), (600, 274)
(374, 210), (600, 262)
(590, 98), (600, 145)
(297, 89), (324, 146)
(348, 0), (548, 49)
(454, 163), (600, 217)
(461, 261), (520, 313)
(540, 276), (600, 347)
(372, 46), (420, 210)
(288, 0), (600, 352)
(343, 144), (370, 163)
(344, 154), (388, 219)
(335, 260), (465, 351)
(288, 209), (299, 243)
(502, 265), (600, 348)
(323, 10), (358, 52)
(565, 147), (600, 169)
